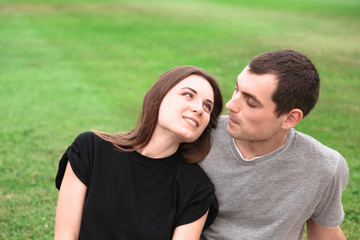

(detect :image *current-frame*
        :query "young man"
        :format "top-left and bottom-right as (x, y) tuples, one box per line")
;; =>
(200, 49), (349, 240)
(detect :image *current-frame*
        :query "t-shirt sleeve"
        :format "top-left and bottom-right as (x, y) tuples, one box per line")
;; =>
(311, 154), (349, 228)
(55, 132), (95, 190)
(175, 163), (219, 230)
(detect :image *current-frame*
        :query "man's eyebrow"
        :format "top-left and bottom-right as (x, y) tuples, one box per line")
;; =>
(235, 81), (263, 107)
(181, 87), (214, 105)
(242, 91), (263, 107)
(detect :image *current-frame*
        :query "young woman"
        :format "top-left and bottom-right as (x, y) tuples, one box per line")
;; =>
(54, 66), (223, 240)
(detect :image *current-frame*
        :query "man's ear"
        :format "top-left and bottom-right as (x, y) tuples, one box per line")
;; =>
(281, 109), (303, 129)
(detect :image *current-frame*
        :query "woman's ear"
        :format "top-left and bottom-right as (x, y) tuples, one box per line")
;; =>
(281, 109), (303, 129)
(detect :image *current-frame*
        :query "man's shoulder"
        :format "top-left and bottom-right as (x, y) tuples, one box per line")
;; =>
(200, 115), (233, 167)
(293, 129), (341, 156)
(291, 129), (346, 172)
(212, 115), (229, 135)
(219, 115), (229, 121)
(209, 115), (232, 147)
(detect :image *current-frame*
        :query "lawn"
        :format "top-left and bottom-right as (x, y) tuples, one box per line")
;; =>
(0, 0), (359, 239)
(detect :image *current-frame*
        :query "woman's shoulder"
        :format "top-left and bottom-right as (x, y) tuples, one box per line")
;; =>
(174, 160), (218, 229)
(177, 160), (213, 187)
(72, 131), (107, 147)
(74, 131), (97, 142)
(65, 131), (116, 157)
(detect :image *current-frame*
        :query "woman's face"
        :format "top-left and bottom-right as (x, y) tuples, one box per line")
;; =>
(156, 74), (214, 144)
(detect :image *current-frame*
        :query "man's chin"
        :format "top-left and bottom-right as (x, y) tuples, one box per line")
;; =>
(226, 126), (239, 139)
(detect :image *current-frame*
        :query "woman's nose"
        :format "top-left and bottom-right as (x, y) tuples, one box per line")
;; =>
(191, 101), (204, 114)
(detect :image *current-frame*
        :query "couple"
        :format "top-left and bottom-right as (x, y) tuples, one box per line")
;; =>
(54, 49), (348, 240)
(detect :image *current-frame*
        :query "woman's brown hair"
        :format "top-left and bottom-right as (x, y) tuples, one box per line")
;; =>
(94, 66), (223, 163)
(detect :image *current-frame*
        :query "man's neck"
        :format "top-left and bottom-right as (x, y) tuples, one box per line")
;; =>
(234, 132), (289, 160)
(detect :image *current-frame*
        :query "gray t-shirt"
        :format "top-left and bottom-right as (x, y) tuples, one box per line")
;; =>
(200, 115), (348, 240)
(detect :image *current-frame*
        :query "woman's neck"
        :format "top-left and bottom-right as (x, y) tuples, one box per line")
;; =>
(137, 133), (180, 159)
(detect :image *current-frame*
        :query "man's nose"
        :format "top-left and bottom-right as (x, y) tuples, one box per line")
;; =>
(226, 95), (240, 112)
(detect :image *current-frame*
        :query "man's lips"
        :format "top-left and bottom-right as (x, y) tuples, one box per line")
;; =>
(228, 115), (239, 125)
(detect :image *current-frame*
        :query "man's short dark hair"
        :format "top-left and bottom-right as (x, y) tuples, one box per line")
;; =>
(248, 49), (320, 117)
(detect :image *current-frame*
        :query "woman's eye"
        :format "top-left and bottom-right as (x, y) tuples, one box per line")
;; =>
(183, 92), (192, 98)
(203, 103), (212, 113)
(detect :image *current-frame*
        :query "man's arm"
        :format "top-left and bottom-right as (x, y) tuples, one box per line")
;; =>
(306, 219), (346, 240)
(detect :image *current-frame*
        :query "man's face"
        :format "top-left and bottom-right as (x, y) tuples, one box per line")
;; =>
(226, 67), (286, 143)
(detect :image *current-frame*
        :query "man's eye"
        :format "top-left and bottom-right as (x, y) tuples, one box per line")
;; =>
(244, 96), (256, 108)
(247, 102), (256, 108)
(246, 99), (256, 108)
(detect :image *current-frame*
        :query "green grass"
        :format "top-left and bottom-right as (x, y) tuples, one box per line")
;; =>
(0, 0), (359, 239)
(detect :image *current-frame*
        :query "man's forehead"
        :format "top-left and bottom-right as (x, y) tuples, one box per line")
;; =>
(236, 67), (278, 101)
(237, 66), (278, 81)
(237, 66), (250, 79)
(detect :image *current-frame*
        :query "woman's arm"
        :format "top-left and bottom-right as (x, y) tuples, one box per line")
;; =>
(54, 162), (87, 240)
(172, 210), (209, 240)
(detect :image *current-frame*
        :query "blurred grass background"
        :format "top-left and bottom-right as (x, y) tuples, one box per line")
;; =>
(0, 0), (359, 239)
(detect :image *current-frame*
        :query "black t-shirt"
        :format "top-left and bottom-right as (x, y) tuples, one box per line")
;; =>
(55, 132), (218, 240)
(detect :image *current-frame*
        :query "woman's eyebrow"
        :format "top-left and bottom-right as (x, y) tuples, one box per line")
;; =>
(205, 99), (214, 106)
(181, 87), (197, 93)
(181, 87), (214, 105)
